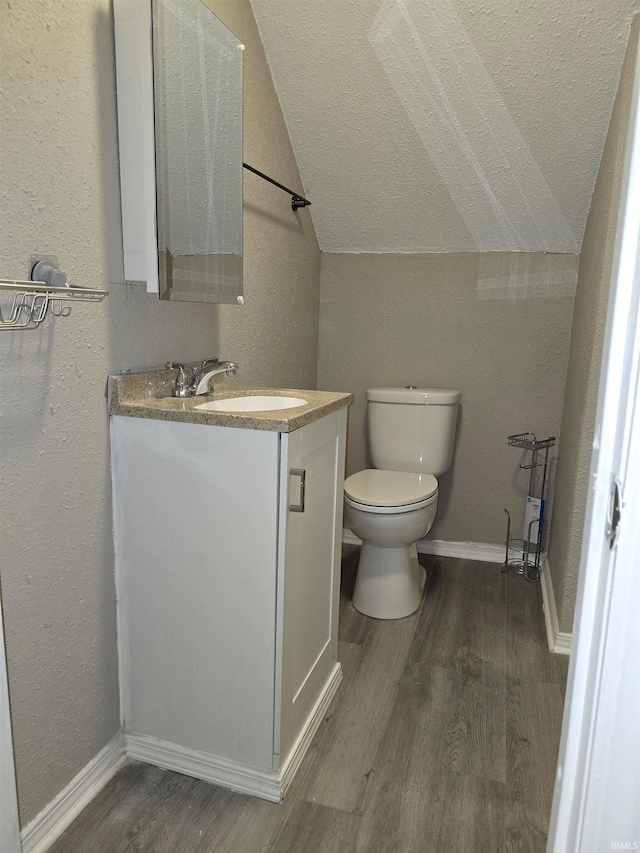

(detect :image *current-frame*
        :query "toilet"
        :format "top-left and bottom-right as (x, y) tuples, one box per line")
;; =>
(344, 387), (461, 619)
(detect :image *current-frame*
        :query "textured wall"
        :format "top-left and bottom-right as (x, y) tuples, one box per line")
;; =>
(210, 0), (321, 390)
(252, 0), (635, 253)
(547, 18), (640, 635)
(317, 252), (577, 544)
(0, 0), (319, 826)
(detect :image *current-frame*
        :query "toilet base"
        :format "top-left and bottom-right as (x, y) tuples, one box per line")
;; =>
(352, 542), (426, 619)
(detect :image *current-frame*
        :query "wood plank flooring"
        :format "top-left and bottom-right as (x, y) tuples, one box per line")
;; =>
(49, 551), (568, 853)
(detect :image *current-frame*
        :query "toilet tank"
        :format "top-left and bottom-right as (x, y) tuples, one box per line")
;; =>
(367, 387), (461, 476)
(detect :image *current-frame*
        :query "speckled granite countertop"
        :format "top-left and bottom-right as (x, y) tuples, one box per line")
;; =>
(109, 369), (353, 432)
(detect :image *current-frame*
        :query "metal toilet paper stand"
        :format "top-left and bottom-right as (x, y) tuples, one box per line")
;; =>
(503, 432), (556, 583)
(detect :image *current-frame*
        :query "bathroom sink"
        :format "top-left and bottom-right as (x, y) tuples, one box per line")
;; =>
(195, 395), (308, 413)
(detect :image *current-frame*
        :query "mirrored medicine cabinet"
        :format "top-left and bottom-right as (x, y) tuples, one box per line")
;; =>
(113, 0), (244, 305)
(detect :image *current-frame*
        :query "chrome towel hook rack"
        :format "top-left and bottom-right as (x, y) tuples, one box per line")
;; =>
(0, 261), (108, 331)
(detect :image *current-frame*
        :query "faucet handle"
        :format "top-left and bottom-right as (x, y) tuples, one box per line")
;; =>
(165, 362), (189, 397)
(166, 359), (219, 371)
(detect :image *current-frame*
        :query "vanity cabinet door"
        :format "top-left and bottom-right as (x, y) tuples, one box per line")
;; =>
(276, 408), (347, 766)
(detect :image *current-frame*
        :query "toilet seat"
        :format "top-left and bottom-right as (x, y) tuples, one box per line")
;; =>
(344, 469), (438, 515)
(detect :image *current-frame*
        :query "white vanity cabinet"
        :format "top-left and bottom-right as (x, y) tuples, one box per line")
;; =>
(111, 406), (347, 801)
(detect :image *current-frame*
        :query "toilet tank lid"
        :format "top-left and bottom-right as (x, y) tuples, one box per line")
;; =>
(367, 387), (461, 405)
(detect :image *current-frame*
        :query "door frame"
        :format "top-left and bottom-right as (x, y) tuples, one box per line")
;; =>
(0, 586), (21, 853)
(547, 25), (640, 853)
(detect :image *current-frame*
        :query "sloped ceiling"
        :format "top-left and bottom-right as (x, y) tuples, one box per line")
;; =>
(250, 0), (638, 253)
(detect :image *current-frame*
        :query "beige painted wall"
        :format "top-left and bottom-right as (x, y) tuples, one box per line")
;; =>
(251, 0), (634, 255)
(318, 252), (578, 544)
(547, 18), (640, 635)
(210, 0), (321, 388)
(0, 0), (319, 826)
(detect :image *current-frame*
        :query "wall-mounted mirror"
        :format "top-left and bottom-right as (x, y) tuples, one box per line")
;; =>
(114, 0), (244, 305)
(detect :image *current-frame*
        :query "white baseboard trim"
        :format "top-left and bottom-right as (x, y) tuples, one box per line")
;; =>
(343, 528), (505, 564)
(21, 732), (126, 853)
(344, 529), (573, 655)
(125, 733), (283, 803)
(417, 539), (505, 563)
(279, 662), (342, 795)
(342, 528), (362, 548)
(17, 664), (343, 852)
(540, 557), (573, 655)
(126, 661), (343, 804)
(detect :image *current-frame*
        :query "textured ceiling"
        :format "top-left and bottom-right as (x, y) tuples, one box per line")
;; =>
(250, 0), (638, 253)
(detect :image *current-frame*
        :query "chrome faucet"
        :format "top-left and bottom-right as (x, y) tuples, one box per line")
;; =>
(166, 359), (238, 398)
(191, 360), (238, 395)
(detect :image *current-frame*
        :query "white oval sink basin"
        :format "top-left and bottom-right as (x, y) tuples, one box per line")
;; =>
(195, 395), (308, 413)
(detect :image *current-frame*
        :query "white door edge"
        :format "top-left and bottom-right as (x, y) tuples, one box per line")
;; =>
(547, 24), (640, 853)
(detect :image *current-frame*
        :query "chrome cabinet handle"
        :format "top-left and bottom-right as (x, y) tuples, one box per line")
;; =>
(289, 468), (306, 512)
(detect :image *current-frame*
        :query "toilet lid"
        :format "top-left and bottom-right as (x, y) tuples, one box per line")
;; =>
(344, 469), (438, 508)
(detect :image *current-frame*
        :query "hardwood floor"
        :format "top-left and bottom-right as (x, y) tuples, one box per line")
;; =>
(49, 551), (568, 853)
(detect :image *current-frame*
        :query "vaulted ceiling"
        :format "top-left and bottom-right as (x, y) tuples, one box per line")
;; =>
(251, 0), (638, 253)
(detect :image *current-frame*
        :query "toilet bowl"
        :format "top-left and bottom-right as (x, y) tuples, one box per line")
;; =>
(344, 387), (460, 620)
(344, 469), (438, 619)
